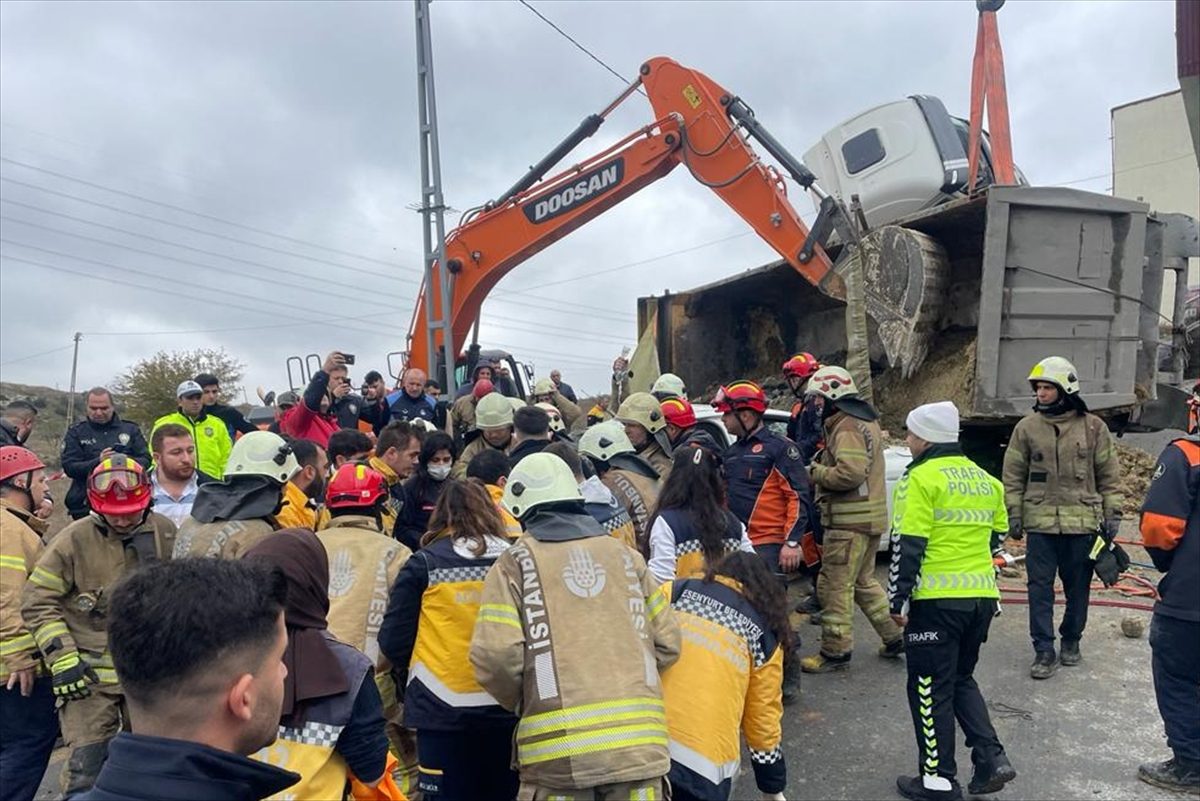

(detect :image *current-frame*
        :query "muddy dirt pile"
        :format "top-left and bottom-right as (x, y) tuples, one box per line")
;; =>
(874, 332), (977, 432)
(1116, 442), (1157, 517)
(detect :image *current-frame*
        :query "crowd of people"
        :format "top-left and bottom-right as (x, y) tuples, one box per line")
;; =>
(0, 349), (1196, 801)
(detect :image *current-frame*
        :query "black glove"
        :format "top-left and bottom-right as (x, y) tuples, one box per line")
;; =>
(51, 654), (98, 702)
(1008, 517), (1023, 541)
(1093, 539), (1131, 588)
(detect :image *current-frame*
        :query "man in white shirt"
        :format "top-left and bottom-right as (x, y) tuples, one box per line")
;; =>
(149, 423), (205, 526)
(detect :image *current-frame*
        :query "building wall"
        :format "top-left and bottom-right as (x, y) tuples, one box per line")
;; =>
(1111, 90), (1199, 316)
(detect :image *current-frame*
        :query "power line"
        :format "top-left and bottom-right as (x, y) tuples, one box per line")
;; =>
(0, 343), (75, 367)
(515, 0), (638, 91)
(1052, 152), (1195, 188)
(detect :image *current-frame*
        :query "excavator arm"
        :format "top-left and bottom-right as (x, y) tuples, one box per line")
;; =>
(407, 56), (923, 377)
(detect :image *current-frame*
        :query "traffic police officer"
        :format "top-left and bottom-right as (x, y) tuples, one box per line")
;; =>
(888, 402), (1016, 801)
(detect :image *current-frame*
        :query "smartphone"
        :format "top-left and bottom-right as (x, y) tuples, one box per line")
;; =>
(342, 353), (356, 365)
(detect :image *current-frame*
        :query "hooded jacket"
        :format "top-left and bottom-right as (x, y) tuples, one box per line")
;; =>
(174, 477), (284, 559)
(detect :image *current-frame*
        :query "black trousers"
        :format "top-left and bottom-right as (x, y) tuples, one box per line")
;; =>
(1151, 613), (1200, 764)
(0, 678), (57, 801)
(904, 599), (1004, 781)
(416, 724), (518, 801)
(1025, 532), (1094, 653)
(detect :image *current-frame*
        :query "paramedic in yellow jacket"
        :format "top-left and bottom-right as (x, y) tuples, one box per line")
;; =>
(21, 456), (176, 797)
(663, 551), (788, 801)
(470, 452), (682, 799)
(379, 479), (518, 801)
(315, 462), (417, 798)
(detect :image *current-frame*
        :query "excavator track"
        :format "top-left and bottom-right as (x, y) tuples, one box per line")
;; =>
(843, 225), (951, 379)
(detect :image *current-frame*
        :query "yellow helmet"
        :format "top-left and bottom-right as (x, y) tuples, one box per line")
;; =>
(1028, 356), (1080, 395)
(578, 419), (635, 462)
(502, 452), (583, 519)
(475, 392), (515, 430)
(616, 392), (665, 434)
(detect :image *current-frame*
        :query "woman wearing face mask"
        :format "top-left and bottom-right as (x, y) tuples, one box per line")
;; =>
(394, 432), (456, 551)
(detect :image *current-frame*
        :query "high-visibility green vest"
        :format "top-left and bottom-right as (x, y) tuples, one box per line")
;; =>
(891, 453), (1005, 601)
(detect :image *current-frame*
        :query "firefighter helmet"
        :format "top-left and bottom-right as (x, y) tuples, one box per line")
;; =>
(535, 402), (565, 433)
(712, 381), (768, 414)
(617, 392), (665, 434)
(87, 455), (151, 516)
(326, 463), (388, 509)
(225, 431), (301, 484)
(660, 397), (697, 429)
(651, 373), (686, 398)
(475, 393), (515, 430)
(578, 419), (635, 462)
(502, 452), (583, 519)
(472, 378), (495, 400)
(532, 378), (556, 397)
(0, 446), (44, 484)
(806, 366), (859, 401)
(1028, 356), (1080, 396)
(782, 352), (821, 380)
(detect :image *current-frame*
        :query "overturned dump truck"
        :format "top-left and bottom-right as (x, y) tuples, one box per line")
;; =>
(638, 185), (1197, 471)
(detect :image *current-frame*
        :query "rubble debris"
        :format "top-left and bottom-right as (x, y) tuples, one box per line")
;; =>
(1116, 443), (1157, 516)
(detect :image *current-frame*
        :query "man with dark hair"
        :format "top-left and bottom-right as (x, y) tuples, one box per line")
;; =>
(196, 374), (256, 439)
(77, 559), (299, 800)
(149, 424), (211, 527)
(359, 371), (390, 436)
(424, 379), (450, 431)
(369, 421), (422, 529)
(0, 400), (38, 447)
(278, 352), (349, 448)
(326, 429), (373, 469)
(466, 448), (522, 538)
(276, 439), (327, 532)
(508, 406), (552, 468)
(61, 388), (150, 520)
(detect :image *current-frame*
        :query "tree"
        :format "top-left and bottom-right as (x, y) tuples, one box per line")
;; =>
(113, 348), (245, 429)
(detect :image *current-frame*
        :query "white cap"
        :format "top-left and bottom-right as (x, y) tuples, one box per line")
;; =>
(176, 380), (204, 398)
(905, 401), (960, 444)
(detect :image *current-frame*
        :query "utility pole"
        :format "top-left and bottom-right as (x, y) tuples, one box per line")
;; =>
(414, 0), (456, 393)
(65, 332), (82, 423)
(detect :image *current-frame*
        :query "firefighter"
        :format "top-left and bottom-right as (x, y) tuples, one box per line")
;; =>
(316, 463), (417, 798)
(661, 397), (720, 453)
(1002, 356), (1123, 679)
(781, 352), (823, 464)
(663, 552), (788, 801)
(452, 392), (514, 479)
(450, 378), (492, 445)
(0, 446), (56, 801)
(175, 431), (301, 559)
(651, 372), (686, 401)
(578, 419), (661, 553)
(379, 480), (518, 801)
(1137, 428), (1200, 793)
(887, 401), (1015, 801)
(617, 392), (673, 477)
(471, 452), (682, 799)
(531, 378), (583, 430)
(544, 441), (638, 550)
(800, 366), (903, 674)
(21, 456), (176, 796)
(275, 439), (327, 532)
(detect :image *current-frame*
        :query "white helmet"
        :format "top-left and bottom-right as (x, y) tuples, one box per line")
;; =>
(475, 393), (515, 430)
(805, 365), (859, 401)
(508, 396), (528, 414)
(225, 431), (300, 484)
(535, 402), (565, 433)
(651, 373), (686, 398)
(532, 378), (556, 397)
(410, 418), (437, 433)
(1028, 356), (1080, 395)
(502, 452), (583, 519)
(578, 419), (635, 462)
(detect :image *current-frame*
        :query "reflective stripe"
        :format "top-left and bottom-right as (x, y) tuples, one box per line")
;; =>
(479, 603), (522, 630)
(519, 697), (665, 737)
(408, 661), (500, 707)
(0, 633), (35, 655)
(0, 554), (28, 571)
(916, 572), (997, 592)
(646, 588), (668, 621)
(932, 508), (996, 524)
(668, 738), (740, 785)
(92, 667), (119, 684)
(29, 567), (66, 593)
(33, 621), (68, 649)
(519, 702), (667, 739)
(517, 723), (668, 764)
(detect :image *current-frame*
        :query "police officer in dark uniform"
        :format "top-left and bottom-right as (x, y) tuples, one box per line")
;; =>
(60, 388), (149, 520)
(387, 368), (437, 425)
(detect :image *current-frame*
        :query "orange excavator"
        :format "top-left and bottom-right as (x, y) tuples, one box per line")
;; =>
(405, 55), (947, 381)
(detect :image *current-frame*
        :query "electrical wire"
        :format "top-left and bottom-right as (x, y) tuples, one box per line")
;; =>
(514, 0), (641, 94)
(0, 343), (75, 367)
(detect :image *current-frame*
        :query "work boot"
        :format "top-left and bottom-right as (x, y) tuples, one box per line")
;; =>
(800, 651), (851, 674)
(808, 610), (823, 626)
(781, 656), (801, 706)
(1030, 651), (1057, 680)
(1138, 758), (1200, 795)
(895, 775), (964, 801)
(968, 754), (1017, 795)
(879, 637), (905, 659)
(795, 594), (821, 615)
(1059, 640), (1081, 666)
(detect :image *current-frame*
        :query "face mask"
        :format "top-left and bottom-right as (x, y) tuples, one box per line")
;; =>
(428, 464), (452, 481)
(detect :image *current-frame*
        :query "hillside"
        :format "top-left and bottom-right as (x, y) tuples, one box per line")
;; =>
(0, 381), (82, 469)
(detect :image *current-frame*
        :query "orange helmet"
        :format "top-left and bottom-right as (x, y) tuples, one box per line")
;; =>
(326, 463), (388, 510)
(660, 397), (697, 429)
(712, 381), (768, 414)
(0, 446), (44, 484)
(87, 455), (151, 516)
(782, 352), (820, 380)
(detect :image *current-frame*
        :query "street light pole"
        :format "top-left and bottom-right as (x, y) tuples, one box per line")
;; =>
(65, 332), (82, 423)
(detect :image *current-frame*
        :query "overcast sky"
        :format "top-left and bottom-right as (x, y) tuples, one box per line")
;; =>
(0, 0), (1181, 401)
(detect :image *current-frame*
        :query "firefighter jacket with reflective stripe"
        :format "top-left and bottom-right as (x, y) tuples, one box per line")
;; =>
(1140, 437), (1200, 622)
(150, 411), (233, 480)
(1, 499), (48, 680)
(276, 481), (318, 531)
(470, 509), (682, 790)
(21, 512), (176, 682)
(1002, 410), (1123, 534)
(888, 445), (1005, 613)
(811, 410), (888, 535)
(174, 517), (277, 560)
(663, 576), (785, 798)
(724, 426), (814, 547)
(601, 462), (660, 554)
(378, 533), (515, 732)
(647, 508), (752, 584)
(581, 477), (637, 551)
(366, 456), (404, 534)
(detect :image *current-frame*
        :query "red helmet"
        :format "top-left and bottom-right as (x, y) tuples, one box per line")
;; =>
(0, 446), (45, 484)
(660, 397), (697, 429)
(473, 379), (495, 400)
(712, 381), (768, 414)
(87, 455), (151, 516)
(326, 463), (388, 510)
(782, 352), (820, 380)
